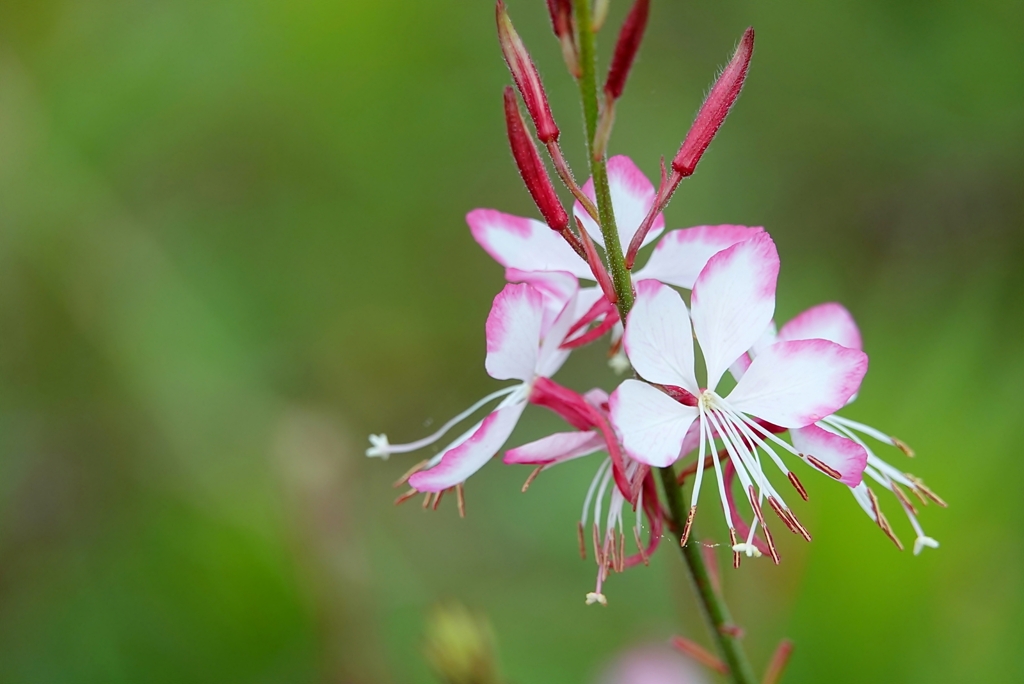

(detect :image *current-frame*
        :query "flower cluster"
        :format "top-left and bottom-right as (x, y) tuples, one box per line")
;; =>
(368, 0), (943, 604)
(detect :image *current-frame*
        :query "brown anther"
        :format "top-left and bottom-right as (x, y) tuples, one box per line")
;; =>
(456, 483), (466, 518)
(393, 459), (428, 488)
(521, 465), (544, 493)
(422, 492), (435, 509)
(786, 509), (813, 542)
(592, 523), (602, 567)
(867, 487), (905, 551)
(762, 524), (781, 565)
(748, 485), (766, 526)
(680, 505), (696, 547)
(633, 527), (649, 566)
(618, 532), (626, 573)
(670, 636), (730, 675)
(767, 496), (798, 534)
(729, 528), (740, 569)
(893, 437), (915, 458)
(908, 485), (929, 506)
(577, 521), (588, 560)
(891, 483), (918, 516)
(394, 487), (419, 506)
(787, 471), (809, 501)
(906, 474), (947, 507)
(432, 488), (446, 511)
(805, 454), (843, 480)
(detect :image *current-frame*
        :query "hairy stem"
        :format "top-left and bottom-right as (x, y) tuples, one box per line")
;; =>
(571, 2), (758, 681)
(573, 0), (633, 318)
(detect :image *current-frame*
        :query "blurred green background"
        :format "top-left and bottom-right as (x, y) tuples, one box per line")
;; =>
(0, 0), (1021, 682)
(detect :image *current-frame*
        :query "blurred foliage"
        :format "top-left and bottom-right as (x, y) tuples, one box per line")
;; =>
(0, 0), (1022, 682)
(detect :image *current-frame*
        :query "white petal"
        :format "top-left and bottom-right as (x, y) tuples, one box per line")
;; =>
(777, 302), (863, 351)
(467, 209), (591, 279)
(690, 232), (779, 390)
(409, 400), (527, 492)
(727, 339), (869, 428)
(536, 286), (580, 378)
(635, 225), (764, 289)
(623, 280), (698, 392)
(791, 424), (869, 487)
(609, 380), (697, 467)
(485, 283), (545, 382)
(504, 430), (604, 465)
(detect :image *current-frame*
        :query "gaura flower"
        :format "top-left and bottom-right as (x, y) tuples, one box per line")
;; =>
(609, 233), (869, 561)
(504, 388), (661, 605)
(367, 280), (579, 504)
(733, 302), (946, 554)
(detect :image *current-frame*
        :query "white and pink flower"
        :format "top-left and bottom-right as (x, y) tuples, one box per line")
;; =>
(609, 233), (869, 561)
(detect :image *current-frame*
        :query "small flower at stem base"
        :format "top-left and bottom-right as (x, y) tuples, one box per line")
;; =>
(546, 0), (580, 77)
(604, 0), (650, 101)
(497, 1), (560, 143)
(503, 86), (570, 233)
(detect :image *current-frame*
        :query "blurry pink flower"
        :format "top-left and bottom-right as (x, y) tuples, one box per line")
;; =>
(610, 234), (869, 559)
(595, 644), (708, 684)
(367, 281), (578, 495)
(734, 302), (945, 554)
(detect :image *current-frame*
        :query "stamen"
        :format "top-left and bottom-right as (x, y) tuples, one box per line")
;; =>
(787, 471), (809, 501)
(393, 459), (429, 488)
(905, 474), (947, 507)
(369, 385), (519, 457)
(592, 523), (602, 567)
(893, 437), (915, 458)
(633, 527), (649, 565)
(866, 487), (904, 550)
(432, 488), (446, 511)
(681, 505), (696, 547)
(581, 458), (611, 527)
(729, 528), (740, 569)
(394, 488), (419, 506)
(805, 454), (843, 481)
(748, 485), (766, 527)
(456, 483), (466, 518)
(422, 492), (434, 510)
(767, 496), (812, 542)
(577, 521), (588, 560)
(762, 523), (781, 565)
(891, 482), (918, 516)
(521, 465), (544, 492)
(690, 408), (711, 511)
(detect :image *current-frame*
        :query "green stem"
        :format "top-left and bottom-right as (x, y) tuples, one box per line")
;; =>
(658, 466), (760, 684)
(572, 2), (757, 682)
(573, 0), (633, 319)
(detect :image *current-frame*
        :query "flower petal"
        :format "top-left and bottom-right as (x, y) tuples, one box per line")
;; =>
(485, 283), (545, 382)
(727, 339), (869, 428)
(623, 280), (698, 392)
(504, 430), (604, 465)
(777, 302), (863, 351)
(573, 155), (664, 253)
(505, 268), (578, 333)
(409, 400), (527, 492)
(791, 424), (868, 487)
(467, 208), (591, 279)
(634, 224), (764, 289)
(609, 379), (698, 467)
(536, 286), (580, 378)
(690, 232), (779, 390)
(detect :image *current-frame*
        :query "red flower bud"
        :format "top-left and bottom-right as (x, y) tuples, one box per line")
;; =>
(672, 27), (754, 177)
(496, 1), (560, 144)
(546, 0), (573, 40)
(604, 0), (650, 101)
(503, 87), (568, 231)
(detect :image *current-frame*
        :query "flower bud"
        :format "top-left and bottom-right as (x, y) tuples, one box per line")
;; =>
(672, 27), (754, 177)
(546, 0), (573, 40)
(503, 87), (569, 231)
(496, 0), (560, 143)
(604, 0), (650, 101)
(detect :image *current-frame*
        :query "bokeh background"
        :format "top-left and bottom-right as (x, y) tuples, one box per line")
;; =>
(1, 0), (1022, 682)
